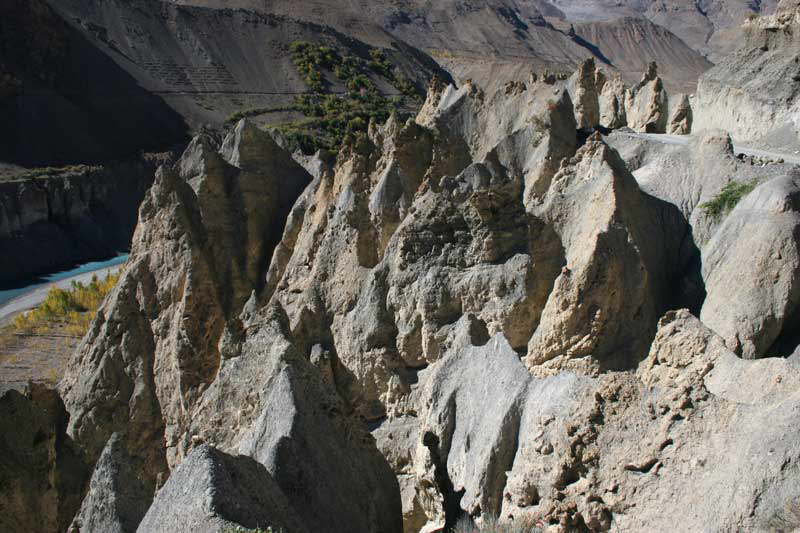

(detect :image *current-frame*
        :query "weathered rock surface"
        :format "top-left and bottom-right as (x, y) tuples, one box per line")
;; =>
(624, 62), (668, 133)
(694, 0), (800, 147)
(525, 137), (690, 371)
(606, 128), (741, 244)
(70, 433), (151, 533)
(0, 384), (87, 533)
(48, 49), (800, 533)
(666, 93), (692, 134)
(701, 173), (800, 359)
(377, 310), (800, 531)
(607, 129), (800, 340)
(137, 445), (307, 533)
(568, 59), (690, 134)
(59, 120), (400, 532)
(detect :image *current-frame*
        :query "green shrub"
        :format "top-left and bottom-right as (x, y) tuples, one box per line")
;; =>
(282, 41), (419, 152)
(700, 179), (759, 219)
(225, 105), (295, 124)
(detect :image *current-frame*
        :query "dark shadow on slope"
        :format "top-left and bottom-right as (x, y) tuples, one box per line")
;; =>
(568, 32), (614, 66)
(0, 4), (189, 167)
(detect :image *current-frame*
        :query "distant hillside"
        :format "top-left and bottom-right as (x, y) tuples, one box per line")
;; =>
(169, 0), (714, 94)
(564, 17), (714, 93)
(543, 0), (779, 61)
(0, 0), (448, 166)
(0, 0), (188, 166)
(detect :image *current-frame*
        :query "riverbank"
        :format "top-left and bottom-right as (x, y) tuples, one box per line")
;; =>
(0, 254), (128, 320)
(0, 256), (127, 389)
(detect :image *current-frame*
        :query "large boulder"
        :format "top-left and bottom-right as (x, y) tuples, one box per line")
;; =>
(137, 445), (307, 533)
(69, 433), (151, 533)
(701, 173), (800, 358)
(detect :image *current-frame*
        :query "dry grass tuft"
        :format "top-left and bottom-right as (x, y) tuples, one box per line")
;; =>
(13, 272), (119, 336)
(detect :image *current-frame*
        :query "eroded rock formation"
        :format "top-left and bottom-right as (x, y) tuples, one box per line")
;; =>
(20, 52), (800, 533)
(0, 384), (87, 533)
(568, 58), (691, 134)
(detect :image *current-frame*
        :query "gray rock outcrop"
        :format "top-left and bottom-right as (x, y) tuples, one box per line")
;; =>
(0, 384), (87, 533)
(70, 433), (151, 533)
(137, 445), (307, 533)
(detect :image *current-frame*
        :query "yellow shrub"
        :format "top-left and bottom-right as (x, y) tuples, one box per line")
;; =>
(13, 272), (120, 336)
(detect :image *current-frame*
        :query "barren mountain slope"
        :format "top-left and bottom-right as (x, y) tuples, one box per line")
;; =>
(564, 17), (713, 93)
(0, 0), (188, 166)
(168, 0), (713, 94)
(545, 0), (779, 60)
(48, 0), (443, 128)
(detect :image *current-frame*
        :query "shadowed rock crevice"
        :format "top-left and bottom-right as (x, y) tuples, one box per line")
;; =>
(422, 431), (466, 531)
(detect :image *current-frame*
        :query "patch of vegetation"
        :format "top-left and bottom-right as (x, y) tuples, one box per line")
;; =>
(3, 164), (102, 182)
(700, 179), (759, 219)
(291, 41), (338, 92)
(225, 105), (296, 125)
(274, 90), (402, 152)
(227, 40), (423, 154)
(13, 272), (120, 336)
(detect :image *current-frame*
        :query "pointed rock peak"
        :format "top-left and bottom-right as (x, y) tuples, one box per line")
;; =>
(696, 129), (735, 157)
(567, 134), (632, 184)
(577, 57), (596, 77)
(219, 118), (283, 171)
(417, 76), (452, 125)
(545, 88), (575, 124)
(641, 61), (659, 83)
(177, 131), (224, 182)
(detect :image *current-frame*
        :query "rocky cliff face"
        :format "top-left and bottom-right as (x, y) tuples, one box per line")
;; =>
(0, 50), (788, 533)
(0, 156), (170, 283)
(694, 0), (800, 146)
